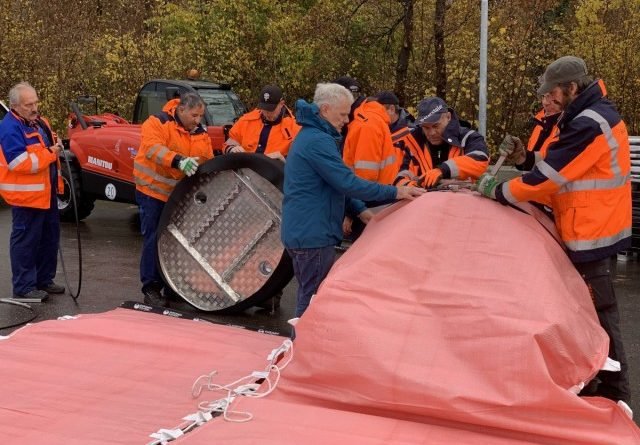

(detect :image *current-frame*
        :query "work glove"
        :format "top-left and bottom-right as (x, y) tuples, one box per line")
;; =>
(420, 168), (443, 188)
(178, 156), (200, 176)
(475, 173), (500, 199)
(498, 135), (526, 165)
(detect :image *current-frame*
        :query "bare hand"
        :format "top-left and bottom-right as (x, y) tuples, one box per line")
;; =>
(266, 151), (285, 162)
(396, 185), (426, 200)
(358, 209), (374, 224)
(228, 145), (245, 154)
(50, 141), (63, 154)
(342, 216), (353, 236)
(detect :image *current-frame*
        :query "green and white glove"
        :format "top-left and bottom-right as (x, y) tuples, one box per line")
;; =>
(476, 173), (500, 199)
(178, 156), (200, 176)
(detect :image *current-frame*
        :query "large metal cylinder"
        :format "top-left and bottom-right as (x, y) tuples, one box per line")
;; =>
(157, 153), (293, 313)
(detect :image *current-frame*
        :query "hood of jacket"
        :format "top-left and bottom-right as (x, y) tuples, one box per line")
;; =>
(354, 100), (391, 125)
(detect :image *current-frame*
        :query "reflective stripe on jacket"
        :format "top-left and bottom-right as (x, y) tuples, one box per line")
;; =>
(224, 108), (300, 156)
(497, 80), (631, 262)
(527, 109), (559, 158)
(0, 111), (62, 209)
(134, 99), (213, 202)
(392, 112), (489, 185)
(342, 100), (400, 185)
(517, 109), (561, 173)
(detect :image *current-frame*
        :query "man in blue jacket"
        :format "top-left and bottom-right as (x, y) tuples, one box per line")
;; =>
(282, 82), (424, 319)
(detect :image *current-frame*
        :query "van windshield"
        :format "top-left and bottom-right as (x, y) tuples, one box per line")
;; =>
(197, 89), (243, 125)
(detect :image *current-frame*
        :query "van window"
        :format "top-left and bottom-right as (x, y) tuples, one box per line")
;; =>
(197, 88), (244, 125)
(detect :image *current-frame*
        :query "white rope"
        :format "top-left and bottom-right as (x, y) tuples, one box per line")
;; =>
(192, 338), (294, 423)
(147, 338), (294, 443)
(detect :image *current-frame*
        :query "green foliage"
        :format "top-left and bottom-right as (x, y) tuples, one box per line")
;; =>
(1, 0), (639, 143)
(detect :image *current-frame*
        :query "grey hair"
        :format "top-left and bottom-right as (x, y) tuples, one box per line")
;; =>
(313, 83), (354, 108)
(8, 82), (36, 106)
(177, 91), (205, 110)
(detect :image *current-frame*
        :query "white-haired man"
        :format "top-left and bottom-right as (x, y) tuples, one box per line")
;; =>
(0, 82), (65, 301)
(281, 83), (424, 320)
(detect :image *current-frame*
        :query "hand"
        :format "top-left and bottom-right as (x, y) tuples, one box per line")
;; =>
(227, 145), (245, 154)
(50, 141), (63, 155)
(475, 173), (500, 199)
(266, 151), (285, 162)
(420, 168), (443, 188)
(342, 216), (353, 236)
(178, 156), (200, 176)
(358, 209), (374, 224)
(396, 185), (427, 200)
(498, 135), (525, 165)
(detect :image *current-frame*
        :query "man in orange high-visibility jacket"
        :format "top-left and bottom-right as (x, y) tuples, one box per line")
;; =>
(477, 56), (633, 416)
(343, 96), (400, 185)
(224, 85), (300, 161)
(133, 92), (213, 307)
(0, 82), (65, 301)
(393, 97), (489, 188)
(499, 92), (562, 171)
(375, 90), (415, 134)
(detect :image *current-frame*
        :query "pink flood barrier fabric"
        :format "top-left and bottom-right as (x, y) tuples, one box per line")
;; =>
(2, 192), (639, 444)
(0, 308), (284, 444)
(178, 192), (640, 444)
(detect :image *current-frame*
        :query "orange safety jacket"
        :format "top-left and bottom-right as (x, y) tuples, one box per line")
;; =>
(496, 80), (631, 263)
(224, 108), (300, 156)
(342, 100), (400, 185)
(392, 111), (489, 186)
(0, 111), (63, 209)
(516, 109), (560, 172)
(134, 99), (214, 202)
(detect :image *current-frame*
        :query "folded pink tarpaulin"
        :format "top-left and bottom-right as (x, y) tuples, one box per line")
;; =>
(0, 308), (284, 444)
(278, 192), (639, 444)
(1, 192), (639, 444)
(182, 192), (639, 444)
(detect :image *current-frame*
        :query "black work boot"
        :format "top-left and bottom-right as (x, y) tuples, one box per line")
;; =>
(143, 286), (169, 307)
(13, 289), (49, 301)
(38, 282), (66, 294)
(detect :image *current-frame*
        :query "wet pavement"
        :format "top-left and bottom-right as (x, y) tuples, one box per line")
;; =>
(0, 199), (639, 416)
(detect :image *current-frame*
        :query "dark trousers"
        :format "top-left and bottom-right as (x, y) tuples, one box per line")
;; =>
(136, 190), (166, 292)
(287, 246), (336, 318)
(10, 205), (59, 295)
(575, 257), (630, 403)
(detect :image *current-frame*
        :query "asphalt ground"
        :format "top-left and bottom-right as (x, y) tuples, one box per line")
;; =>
(0, 199), (639, 420)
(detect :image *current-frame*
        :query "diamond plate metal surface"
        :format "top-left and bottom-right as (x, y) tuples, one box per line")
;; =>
(158, 168), (285, 311)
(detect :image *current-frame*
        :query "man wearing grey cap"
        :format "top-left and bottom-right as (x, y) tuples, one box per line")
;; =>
(477, 56), (633, 417)
(392, 96), (489, 188)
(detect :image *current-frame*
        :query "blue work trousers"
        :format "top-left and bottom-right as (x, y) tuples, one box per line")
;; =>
(136, 190), (166, 292)
(10, 205), (60, 295)
(286, 246), (336, 318)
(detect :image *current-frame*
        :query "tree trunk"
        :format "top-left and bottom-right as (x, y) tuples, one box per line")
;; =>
(395, 0), (414, 107)
(434, 0), (447, 101)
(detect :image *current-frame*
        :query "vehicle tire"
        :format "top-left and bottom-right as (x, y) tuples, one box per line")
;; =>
(58, 161), (95, 222)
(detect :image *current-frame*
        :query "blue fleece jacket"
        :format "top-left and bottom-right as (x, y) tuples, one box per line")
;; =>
(281, 100), (397, 249)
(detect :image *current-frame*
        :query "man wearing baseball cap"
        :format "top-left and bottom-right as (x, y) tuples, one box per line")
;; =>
(477, 56), (633, 418)
(224, 84), (300, 161)
(392, 96), (489, 188)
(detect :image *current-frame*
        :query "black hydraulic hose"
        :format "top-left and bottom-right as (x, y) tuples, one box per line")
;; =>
(0, 299), (37, 331)
(58, 143), (82, 300)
